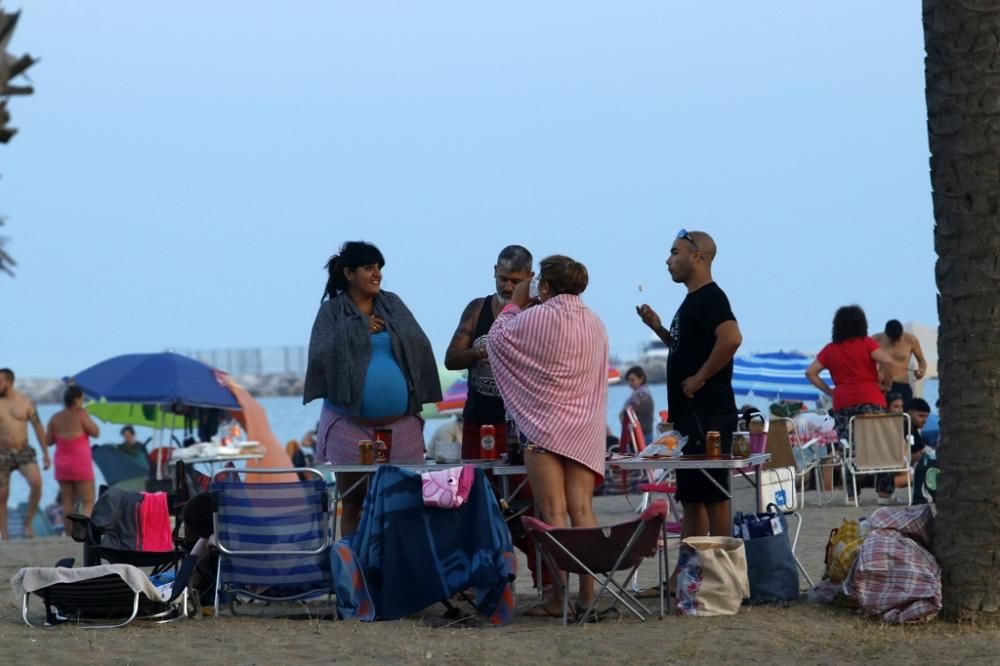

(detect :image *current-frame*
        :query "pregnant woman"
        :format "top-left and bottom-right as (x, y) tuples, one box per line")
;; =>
(304, 241), (441, 536)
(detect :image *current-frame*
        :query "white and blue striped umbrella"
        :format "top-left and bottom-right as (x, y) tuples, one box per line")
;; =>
(732, 351), (831, 403)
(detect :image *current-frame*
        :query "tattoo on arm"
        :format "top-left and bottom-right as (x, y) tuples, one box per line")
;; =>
(448, 300), (482, 347)
(450, 326), (475, 344)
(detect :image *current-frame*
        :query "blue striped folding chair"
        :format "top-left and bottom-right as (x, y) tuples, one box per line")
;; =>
(211, 468), (334, 616)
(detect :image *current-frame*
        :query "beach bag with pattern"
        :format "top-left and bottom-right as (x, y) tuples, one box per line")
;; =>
(825, 518), (866, 583)
(675, 537), (749, 616)
(845, 505), (941, 623)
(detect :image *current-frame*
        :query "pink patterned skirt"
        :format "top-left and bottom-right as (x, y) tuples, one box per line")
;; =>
(316, 406), (425, 465)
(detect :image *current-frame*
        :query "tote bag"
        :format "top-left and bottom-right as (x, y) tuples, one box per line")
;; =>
(735, 507), (800, 603)
(675, 536), (749, 616)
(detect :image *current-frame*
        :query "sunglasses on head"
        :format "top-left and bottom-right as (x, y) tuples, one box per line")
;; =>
(676, 229), (699, 250)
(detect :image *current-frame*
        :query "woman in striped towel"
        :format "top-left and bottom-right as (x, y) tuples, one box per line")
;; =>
(488, 255), (609, 618)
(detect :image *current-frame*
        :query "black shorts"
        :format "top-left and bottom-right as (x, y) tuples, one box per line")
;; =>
(888, 382), (913, 405)
(673, 412), (737, 504)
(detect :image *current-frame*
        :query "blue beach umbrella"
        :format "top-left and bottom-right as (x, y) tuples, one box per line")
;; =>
(68, 352), (240, 410)
(732, 351), (832, 403)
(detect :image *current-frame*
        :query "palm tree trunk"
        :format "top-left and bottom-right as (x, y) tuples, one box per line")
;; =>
(924, 0), (1000, 623)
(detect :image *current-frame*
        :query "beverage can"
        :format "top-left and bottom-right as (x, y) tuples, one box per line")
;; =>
(358, 440), (374, 465)
(706, 431), (722, 458)
(732, 433), (750, 458)
(480, 424), (497, 460)
(373, 429), (392, 464)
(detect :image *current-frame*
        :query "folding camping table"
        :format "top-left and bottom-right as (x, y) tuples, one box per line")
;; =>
(607, 452), (771, 516)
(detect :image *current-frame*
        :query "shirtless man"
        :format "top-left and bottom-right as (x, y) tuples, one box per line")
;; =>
(0, 368), (50, 540)
(872, 319), (927, 404)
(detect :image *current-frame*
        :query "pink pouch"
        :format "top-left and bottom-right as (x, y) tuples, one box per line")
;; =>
(422, 465), (474, 509)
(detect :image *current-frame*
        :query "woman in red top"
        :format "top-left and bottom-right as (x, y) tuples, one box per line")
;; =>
(805, 305), (898, 499)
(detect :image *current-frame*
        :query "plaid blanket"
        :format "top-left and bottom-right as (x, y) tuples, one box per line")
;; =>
(844, 505), (941, 623)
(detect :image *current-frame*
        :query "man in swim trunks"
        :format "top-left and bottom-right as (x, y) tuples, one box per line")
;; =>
(0, 368), (50, 540)
(872, 319), (927, 404)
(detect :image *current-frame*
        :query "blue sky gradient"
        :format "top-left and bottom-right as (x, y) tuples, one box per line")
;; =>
(2, 2), (935, 377)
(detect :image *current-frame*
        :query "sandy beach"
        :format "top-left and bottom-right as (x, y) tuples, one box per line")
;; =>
(3, 484), (999, 665)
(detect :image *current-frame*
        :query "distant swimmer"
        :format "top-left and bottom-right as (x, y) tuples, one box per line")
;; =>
(872, 319), (927, 404)
(0, 368), (51, 540)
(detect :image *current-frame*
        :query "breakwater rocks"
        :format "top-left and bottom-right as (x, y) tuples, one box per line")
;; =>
(18, 374), (306, 405)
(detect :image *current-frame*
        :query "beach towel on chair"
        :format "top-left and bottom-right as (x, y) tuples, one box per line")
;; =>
(90, 488), (142, 550)
(137, 492), (173, 551)
(349, 465), (515, 623)
(330, 541), (376, 620)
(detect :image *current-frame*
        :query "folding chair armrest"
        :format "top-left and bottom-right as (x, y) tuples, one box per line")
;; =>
(166, 554), (200, 603)
(799, 437), (820, 451)
(66, 514), (100, 544)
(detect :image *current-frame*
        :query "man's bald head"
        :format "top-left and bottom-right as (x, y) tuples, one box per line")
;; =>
(688, 231), (717, 263)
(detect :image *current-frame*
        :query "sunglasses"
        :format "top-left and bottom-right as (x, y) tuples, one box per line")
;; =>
(676, 229), (699, 251)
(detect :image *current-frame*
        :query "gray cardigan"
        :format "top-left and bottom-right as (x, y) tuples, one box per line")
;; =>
(303, 290), (442, 417)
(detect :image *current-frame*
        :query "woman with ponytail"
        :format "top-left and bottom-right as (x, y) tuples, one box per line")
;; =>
(487, 255), (609, 617)
(304, 241), (441, 535)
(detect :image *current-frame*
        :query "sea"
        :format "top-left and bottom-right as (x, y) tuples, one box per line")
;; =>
(7, 380), (939, 509)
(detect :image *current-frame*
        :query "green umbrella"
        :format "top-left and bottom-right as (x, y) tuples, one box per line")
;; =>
(86, 400), (195, 430)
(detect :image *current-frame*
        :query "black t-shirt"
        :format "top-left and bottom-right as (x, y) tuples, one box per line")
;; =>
(666, 282), (737, 421)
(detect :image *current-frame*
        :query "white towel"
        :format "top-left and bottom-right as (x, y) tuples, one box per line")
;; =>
(11, 563), (161, 607)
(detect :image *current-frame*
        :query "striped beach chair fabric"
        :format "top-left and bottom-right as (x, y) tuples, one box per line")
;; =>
(211, 468), (334, 615)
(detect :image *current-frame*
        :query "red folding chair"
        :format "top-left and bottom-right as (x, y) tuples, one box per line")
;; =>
(521, 501), (668, 625)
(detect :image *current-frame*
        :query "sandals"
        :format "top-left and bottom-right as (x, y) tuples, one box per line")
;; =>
(522, 601), (623, 622)
(573, 602), (622, 623)
(521, 603), (565, 618)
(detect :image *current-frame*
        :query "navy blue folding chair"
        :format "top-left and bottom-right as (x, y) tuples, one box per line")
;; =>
(211, 468), (334, 616)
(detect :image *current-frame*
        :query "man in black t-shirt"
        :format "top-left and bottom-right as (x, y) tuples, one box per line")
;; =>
(637, 230), (742, 539)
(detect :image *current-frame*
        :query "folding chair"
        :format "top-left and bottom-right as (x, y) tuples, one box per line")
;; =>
(17, 555), (198, 629)
(67, 483), (188, 573)
(211, 467), (334, 616)
(785, 418), (825, 506)
(615, 407), (650, 509)
(343, 465), (515, 624)
(621, 407), (682, 526)
(522, 501), (668, 625)
(757, 418), (815, 588)
(843, 413), (912, 507)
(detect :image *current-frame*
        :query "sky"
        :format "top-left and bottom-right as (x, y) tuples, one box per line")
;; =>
(1, 2), (936, 378)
